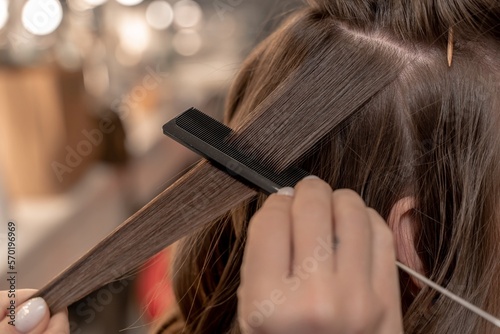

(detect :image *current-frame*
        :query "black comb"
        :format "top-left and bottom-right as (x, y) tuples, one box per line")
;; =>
(162, 108), (309, 194)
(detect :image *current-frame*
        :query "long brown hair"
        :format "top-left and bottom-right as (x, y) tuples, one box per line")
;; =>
(158, 1), (500, 333)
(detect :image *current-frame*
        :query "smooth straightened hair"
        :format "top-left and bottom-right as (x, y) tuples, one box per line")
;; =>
(36, 1), (500, 333)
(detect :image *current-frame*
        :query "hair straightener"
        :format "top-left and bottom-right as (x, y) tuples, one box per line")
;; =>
(163, 107), (500, 328)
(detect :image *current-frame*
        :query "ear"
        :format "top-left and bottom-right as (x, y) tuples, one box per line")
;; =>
(387, 197), (425, 289)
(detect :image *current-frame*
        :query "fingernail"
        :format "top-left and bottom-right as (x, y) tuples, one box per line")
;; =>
(277, 187), (295, 197)
(16, 298), (47, 333)
(303, 175), (320, 180)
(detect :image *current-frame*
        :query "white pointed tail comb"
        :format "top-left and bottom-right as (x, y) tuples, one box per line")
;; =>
(396, 261), (500, 328)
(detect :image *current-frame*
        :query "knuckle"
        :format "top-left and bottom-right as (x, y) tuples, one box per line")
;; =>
(265, 194), (293, 210)
(333, 191), (370, 227)
(332, 189), (364, 205)
(367, 208), (396, 250)
(250, 207), (285, 227)
(304, 302), (336, 327)
(298, 285), (337, 326)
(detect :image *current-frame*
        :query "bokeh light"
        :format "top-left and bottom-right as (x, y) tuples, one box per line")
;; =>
(172, 29), (201, 56)
(21, 0), (63, 36)
(0, 0), (8, 30)
(116, 0), (144, 6)
(173, 0), (202, 28)
(146, 0), (173, 30)
(82, 0), (108, 7)
(118, 15), (151, 55)
(115, 44), (142, 67)
(67, 0), (93, 12)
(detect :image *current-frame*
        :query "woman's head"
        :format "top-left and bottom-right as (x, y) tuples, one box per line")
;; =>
(162, 1), (500, 333)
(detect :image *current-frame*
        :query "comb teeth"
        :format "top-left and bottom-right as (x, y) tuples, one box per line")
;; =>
(163, 108), (310, 194)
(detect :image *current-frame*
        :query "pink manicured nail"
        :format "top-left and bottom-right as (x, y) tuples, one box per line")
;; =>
(303, 175), (320, 180)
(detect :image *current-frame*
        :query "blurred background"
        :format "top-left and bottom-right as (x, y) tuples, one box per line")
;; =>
(0, 0), (301, 332)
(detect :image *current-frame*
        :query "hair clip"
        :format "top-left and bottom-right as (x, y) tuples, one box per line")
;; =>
(447, 27), (454, 67)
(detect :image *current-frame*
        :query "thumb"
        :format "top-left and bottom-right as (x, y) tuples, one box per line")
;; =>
(0, 297), (50, 334)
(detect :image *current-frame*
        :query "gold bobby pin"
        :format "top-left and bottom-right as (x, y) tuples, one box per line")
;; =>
(447, 27), (454, 67)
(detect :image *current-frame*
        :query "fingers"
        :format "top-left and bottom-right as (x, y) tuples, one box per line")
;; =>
(0, 290), (69, 334)
(242, 192), (293, 286)
(368, 209), (398, 287)
(368, 208), (401, 302)
(239, 178), (404, 333)
(368, 208), (404, 333)
(332, 189), (372, 282)
(292, 177), (334, 273)
(45, 308), (70, 334)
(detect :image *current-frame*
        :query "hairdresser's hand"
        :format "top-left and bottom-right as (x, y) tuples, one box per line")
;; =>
(238, 177), (403, 334)
(0, 289), (69, 334)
